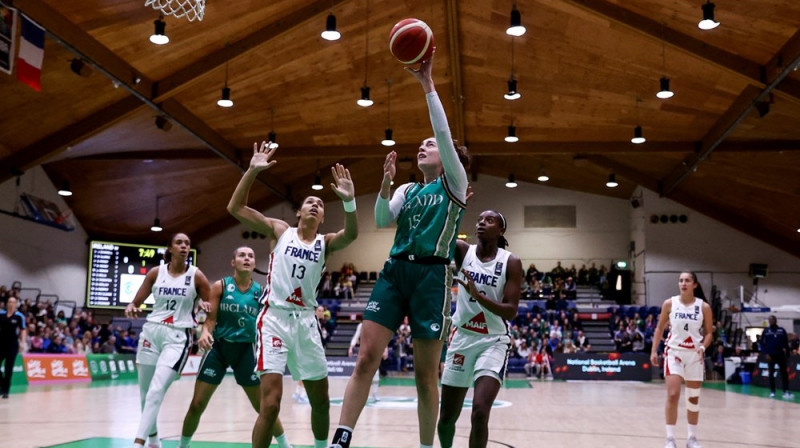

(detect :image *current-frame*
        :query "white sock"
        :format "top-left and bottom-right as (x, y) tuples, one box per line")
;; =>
(688, 424), (698, 438)
(666, 424), (676, 439)
(147, 435), (161, 447)
(420, 444), (433, 448)
(275, 433), (291, 448)
(314, 439), (328, 448)
(178, 435), (191, 447)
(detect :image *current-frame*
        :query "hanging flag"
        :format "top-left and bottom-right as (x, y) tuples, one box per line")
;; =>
(16, 14), (44, 91)
(0, 3), (17, 75)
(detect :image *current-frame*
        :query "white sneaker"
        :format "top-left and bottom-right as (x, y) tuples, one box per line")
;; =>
(783, 391), (795, 399)
(664, 437), (677, 448)
(769, 392), (776, 398)
(686, 436), (702, 448)
(326, 445), (343, 448)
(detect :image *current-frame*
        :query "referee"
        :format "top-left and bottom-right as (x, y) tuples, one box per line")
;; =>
(761, 315), (794, 399)
(0, 297), (27, 398)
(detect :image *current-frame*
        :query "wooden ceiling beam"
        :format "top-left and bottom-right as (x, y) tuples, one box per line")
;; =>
(153, 0), (351, 102)
(444, 0), (466, 143)
(5, 0), (293, 203)
(0, 96), (144, 183)
(61, 139), (800, 164)
(12, 0), (156, 100)
(563, 0), (800, 103)
(662, 34), (800, 195)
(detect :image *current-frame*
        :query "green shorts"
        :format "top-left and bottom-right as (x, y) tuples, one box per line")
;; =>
(364, 257), (452, 340)
(197, 339), (259, 387)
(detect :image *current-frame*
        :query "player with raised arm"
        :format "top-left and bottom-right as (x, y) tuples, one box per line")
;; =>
(228, 141), (358, 448)
(329, 50), (469, 448)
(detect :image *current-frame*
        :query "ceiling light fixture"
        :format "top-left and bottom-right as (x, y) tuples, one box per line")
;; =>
(506, 3), (526, 37)
(150, 196), (163, 232)
(321, 13), (341, 41)
(312, 160), (324, 191)
(357, 0), (373, 107)
(217, 47), (233, 108)
(504, 124), (519, 143)
(149, 15), (169, 45)
(631, 97), (646, 144)
(57, 181), (72, 197)
(698, 1), (720, 30)
(382, 79), (396, 146)
(606, 173), (619, 188)
(504, 38), (521, 100)
(656, 25), (674, 99)
(537, 167), (549, 182)
(267, 109), (279, 149)
(505, 174), (518, 188)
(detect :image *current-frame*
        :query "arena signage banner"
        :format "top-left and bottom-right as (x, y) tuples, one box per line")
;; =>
(751, 354), (800, 391)
(22, 353), (91, 384)
(552, 352), (652, 381)
(87, 354), (137, 380)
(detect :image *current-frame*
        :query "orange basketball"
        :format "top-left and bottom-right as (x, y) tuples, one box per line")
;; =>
(388, 18), (434, 65)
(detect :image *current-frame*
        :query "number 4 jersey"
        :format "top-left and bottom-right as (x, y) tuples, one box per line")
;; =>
(261, 227), (326, 311)
(146, 263), (199, 329)
(452, 245), (511, 335)
(665, 295), (704, 350)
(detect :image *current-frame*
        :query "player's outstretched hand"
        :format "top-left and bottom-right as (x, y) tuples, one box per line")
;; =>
(330, 163), (355, 202)
(124, 302), (140, 319)
(250, 140), (278, 172)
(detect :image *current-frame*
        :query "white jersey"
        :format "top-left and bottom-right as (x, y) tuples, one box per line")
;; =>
(146, 263), (198, 329)
(665, 296), (704, 350)
(452, 245), (511, 336)
(262, 227), (326, 310)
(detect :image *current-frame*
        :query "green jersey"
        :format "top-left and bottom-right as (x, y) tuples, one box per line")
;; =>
(390, 176), (466, 260)
(214, 276), (262, 343)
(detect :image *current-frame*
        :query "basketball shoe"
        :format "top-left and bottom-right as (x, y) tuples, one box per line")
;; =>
(686, 436), (702, 448)
(664, 437), (677, 448)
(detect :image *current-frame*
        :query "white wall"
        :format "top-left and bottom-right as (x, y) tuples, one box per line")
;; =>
(3, 170), (798, 316)
(0, 166), (89, 304)
(639, 188), (800, 308)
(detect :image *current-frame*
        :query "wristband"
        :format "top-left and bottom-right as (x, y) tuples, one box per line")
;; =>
(343, 199), (357, 213)
(699, 345), (705, 352)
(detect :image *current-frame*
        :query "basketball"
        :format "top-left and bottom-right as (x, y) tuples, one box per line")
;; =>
(389, 18), (434, 65)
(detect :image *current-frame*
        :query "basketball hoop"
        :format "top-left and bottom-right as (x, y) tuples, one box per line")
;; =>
(145, 0), (205, 22)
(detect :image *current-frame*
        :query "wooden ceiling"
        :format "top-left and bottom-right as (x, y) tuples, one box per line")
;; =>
(2, 0), (800, 256)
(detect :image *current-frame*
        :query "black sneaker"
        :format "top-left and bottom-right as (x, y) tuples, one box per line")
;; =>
(2, 393), (8, 399)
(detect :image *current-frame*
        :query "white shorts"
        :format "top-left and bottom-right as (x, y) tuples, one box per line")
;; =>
(136, 322), (193, 372)
(256, 307), (328, 381)
(664, 347), (704, 381)
(441, 330), (511, 388)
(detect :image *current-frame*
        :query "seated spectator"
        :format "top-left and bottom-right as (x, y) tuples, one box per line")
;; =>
(46, 334), (68, 354)
(563, 277), (577, 300)
(576, 330), (591, 352)
(394, 334), (412, 371)
(531, 347), (550, 379)
(28, 327), (45, 353)
(98, 335), (117, 354)
(577, 264), (588, 285)
(55, 310), (68, 326)
(117, 330), (137, 354)
(563, 339), (577, 354)
(614, 323), (631, 352)
(630, 325), (645, 352)
(75, 331), (93, 354)
(516, 340), (532, 360)
(320, 272), (334, 298)
(397, 316), (411, 338)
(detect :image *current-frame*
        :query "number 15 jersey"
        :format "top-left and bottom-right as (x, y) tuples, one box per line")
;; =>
(262, 227), (326, 311)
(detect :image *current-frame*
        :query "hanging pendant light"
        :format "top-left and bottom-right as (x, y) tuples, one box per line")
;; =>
(698, 1), (720, 30)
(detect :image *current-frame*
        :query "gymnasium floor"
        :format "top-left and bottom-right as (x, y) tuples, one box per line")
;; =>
(1, 375), (797, 448)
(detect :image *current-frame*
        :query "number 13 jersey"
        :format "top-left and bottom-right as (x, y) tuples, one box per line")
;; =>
(146, 263), (198, 329)
(262, 227), (326, 311)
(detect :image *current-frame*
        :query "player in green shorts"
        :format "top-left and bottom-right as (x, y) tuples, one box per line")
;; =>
(330, 51), (469, 448)
(178, 247), (291, 448)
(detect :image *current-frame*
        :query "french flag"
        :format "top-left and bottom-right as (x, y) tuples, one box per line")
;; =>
(16, 15), (44, 92)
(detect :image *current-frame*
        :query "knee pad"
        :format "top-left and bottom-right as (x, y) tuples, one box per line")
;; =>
(685, 387), (701, 413)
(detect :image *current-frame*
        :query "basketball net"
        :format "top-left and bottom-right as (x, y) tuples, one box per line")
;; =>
(145, 0), (205, 22)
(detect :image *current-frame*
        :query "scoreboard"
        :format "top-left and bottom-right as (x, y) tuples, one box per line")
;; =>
(86, 241), (197, 310)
